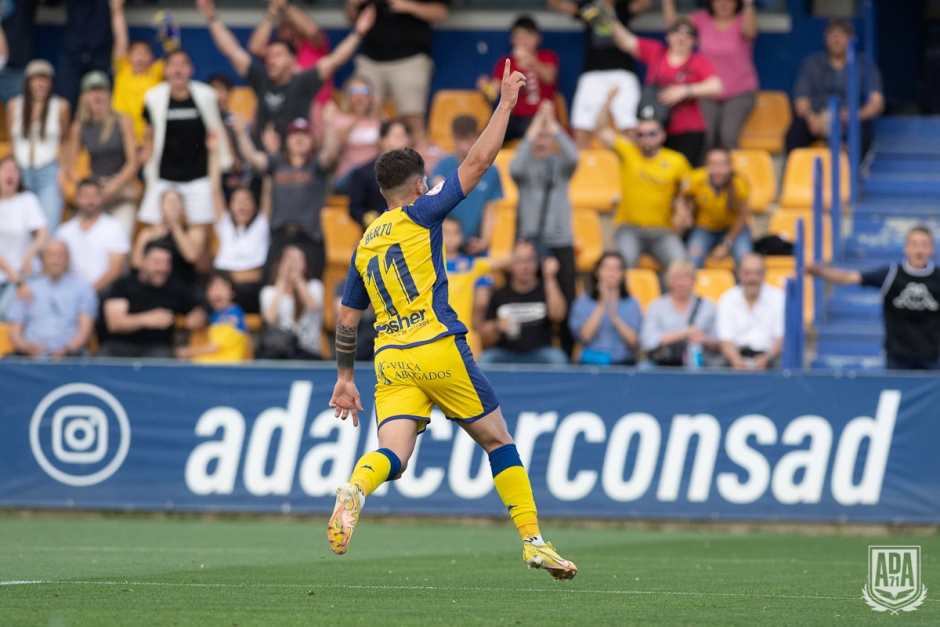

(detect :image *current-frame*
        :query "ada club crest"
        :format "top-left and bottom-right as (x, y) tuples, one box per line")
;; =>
(863, 546), (927, 613)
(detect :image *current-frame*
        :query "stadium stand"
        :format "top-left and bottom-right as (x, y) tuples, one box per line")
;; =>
(428, 90), (492, 151)
(228, 86), (258, 123)
(780, 147), (850, 209)
(693, 268), (735, 303)
(572, 207), (603, 272)
(625, 269), (661, 312)
(0, 322), (12, 357)
(569, 149), (621, 212)
(737, 91), (791, 154)
(731, 149), (776, 213)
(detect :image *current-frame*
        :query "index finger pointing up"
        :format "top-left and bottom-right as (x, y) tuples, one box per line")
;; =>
(502, 58), (511, 81)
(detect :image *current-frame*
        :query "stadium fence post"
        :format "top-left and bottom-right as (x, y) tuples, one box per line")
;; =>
(812, 157), (825, 326)
(847, 44), (861, 208)
(794, 217), (805, 368)
(828, 96), (842, 262)
(782, 278), (799, 369)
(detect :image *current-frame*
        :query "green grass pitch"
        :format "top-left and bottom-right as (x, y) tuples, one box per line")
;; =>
(0, 514), (937, 626)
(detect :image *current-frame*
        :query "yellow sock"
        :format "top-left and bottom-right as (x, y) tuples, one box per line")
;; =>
(348, 448), (401, 496)
(488, 444), (541, 540)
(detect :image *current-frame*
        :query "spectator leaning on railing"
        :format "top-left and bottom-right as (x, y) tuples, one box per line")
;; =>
(6, 240), (97, 359)
(662, 0), (758, 151)
(785, 19), (884, 155)
(808, 226), (940, 371)
(569, 251), (642, 366)
(717, 252), (784, 370)
(548, 0), (651, 149)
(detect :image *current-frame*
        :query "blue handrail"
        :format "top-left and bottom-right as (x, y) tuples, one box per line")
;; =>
(828, 97), (842, 262)
(847, 45), (861, 207)
(782, 219), (805, 370)
(812, 157), (824, 326)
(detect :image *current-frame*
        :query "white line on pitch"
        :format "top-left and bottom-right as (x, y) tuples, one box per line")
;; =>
(0, 580), (868, 602)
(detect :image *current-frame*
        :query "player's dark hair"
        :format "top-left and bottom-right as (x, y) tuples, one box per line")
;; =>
(705, 0), (744, 16)
(379, 118), (410, 141)
(143, 240), (173, 258)
(270, 38), (297, 57)
(207, 270), (235, 291)
(76, 177), (101, 192)
(375, 148), (425, 192)
(667, 17), (698, 39)
(128, 39), (154, 55)
(590, 251), (629, 301)
(165, 49), (192, 65)
(451, 115), (479, 140)
(511, 14), (539, 34)
(208, 73), (233, 89)
(907, 225), (933, 242)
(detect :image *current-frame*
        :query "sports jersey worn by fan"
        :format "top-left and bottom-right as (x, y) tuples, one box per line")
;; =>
(341, 173), (498, 433)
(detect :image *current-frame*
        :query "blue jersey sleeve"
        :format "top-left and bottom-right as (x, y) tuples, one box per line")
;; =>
(404, 171), (467, 228)
(340, 252), (371, 310)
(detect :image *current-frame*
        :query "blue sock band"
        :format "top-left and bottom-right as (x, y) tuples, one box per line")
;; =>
(488, 444), (522, 477)
(377, 448), (402, 480)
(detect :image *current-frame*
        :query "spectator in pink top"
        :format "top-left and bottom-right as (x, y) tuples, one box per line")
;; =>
(612, 17), (722, 166)
(327, 75), (381, 190)
(663, 0), (758, 151)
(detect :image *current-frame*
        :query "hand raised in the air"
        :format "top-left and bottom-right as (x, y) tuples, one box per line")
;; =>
(498, 58), (527, 111)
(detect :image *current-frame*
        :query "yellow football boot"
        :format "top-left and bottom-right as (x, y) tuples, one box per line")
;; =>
(327, 483), (364, 555)
(522, 540), (578, 580)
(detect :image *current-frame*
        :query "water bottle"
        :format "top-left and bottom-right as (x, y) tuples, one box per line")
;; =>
(686, 342), (704, 370)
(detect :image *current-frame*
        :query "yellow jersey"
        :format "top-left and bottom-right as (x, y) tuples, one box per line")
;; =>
(684, 169), (750, 232)
(612, 136), (691, 228)
(342, 173), (469, 354)
(113, 56), (165, 142)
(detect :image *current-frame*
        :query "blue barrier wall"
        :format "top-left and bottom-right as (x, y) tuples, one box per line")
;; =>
(2, 362), (939, 522)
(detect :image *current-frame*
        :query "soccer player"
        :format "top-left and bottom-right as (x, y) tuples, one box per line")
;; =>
(327, 61), (578, 580)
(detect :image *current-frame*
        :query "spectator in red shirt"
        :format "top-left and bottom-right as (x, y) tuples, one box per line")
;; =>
(611, 16), (722, 166)
(480, 15), (559, 142)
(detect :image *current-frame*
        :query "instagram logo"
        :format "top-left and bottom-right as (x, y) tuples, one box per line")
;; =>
(30, 383), (131, 486)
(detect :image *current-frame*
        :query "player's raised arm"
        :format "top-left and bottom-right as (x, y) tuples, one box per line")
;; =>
(457, 60), (526, 195)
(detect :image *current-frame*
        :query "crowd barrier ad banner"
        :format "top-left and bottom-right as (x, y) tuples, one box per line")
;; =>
(1, 362), (938, 522)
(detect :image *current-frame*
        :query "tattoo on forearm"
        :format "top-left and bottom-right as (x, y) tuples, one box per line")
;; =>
(335, 323), (358, 370)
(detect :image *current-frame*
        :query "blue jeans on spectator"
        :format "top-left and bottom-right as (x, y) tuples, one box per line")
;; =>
(479, 346), (569, 365)
(21, 162), (63, 230)
(687, 226), (752, 268)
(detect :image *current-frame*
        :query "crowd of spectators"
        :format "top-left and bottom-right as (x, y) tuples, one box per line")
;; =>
(0, 0), (887, 371)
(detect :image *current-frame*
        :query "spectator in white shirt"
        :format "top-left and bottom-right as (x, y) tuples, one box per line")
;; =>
(56, 178), (129, 294)
(717, 252), (784, 370)
(258, 244), (324, 360)
(0, 156), (48, 317)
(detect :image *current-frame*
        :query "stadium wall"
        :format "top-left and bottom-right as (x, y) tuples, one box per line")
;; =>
(3, 361), (939, 523)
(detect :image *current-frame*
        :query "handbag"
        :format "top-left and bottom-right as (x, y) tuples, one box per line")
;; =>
(257, 326), (299, 359)
(649, 297), (703, 367)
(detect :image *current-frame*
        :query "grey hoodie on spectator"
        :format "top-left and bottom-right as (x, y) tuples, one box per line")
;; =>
(509, 131), (578, 249)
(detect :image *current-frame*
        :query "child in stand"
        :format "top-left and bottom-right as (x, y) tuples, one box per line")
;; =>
(176, 271), (250, 363)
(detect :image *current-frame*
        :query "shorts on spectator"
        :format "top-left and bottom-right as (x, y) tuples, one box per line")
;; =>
(355, 53), (433, 117)
(138, 177), (214, 225)
(572, 69), (641, 131)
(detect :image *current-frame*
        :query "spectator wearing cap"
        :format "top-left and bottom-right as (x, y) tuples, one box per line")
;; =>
(717, 253), (784, 370)
(236, 116), (341, 283)
(0, 156), (48, 319)
(56, 178), (129, 295)
(6, 240), (97, 358)
(0, 1), (37, 103)
(786, 19), (883, 155)
(662, 0), (758, 150)
(102, 240), (205, 359)
(597, 100), (691, 269)
(611, 15), (722, 166)
(7, 59), (71, 230)
(111, 0), (172, 145)
(547, 0), (650, 149)
(63, 71), (140, 238)
(346, 0), (449, 144)
(199, 0), (375, 145)
(138, 49), (234, 231)
(348, 119), (412, 228)
(430, 115), (503, 255)
(56, 0), (113, 108)
(479, 15), (559, 142)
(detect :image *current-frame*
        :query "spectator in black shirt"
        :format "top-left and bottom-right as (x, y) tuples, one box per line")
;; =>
(478, 240), (568, 365)
(138, 50), (234, 231)
(199, 0), (376, 145)
(102, 241), (205, 358)
(808, 226), (940, 370)
(0, 0), (36, 103)
(349, 119), (412, 228)
(346, 0), (450, 144)
(548, 0), (650, 148)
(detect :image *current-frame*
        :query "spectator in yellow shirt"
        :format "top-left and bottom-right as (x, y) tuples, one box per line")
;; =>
(598, 102), (691, 268)
(678, 147), (752, 268)
(110, 0), (168, 143)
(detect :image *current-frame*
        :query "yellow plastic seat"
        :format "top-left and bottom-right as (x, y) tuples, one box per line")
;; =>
(766, 267), (814, 326)
(694, 268), (735, 302)
(0, 322), (13, 357)
(572, 208), (603, 272)
(229, 87), (258, 124)
(321, 206), (363, 268)
(493, 149), (517, 211)
(570, 149), (621, 212)
(738, 91), (791, 154)
(780, 148), (850, 209)
(768, 208), (833, 262)
(731, 149), (776, 213)
(625, 269), (661, 312)
(429, 90), (492, 151)
(489, 205), (517, 261)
